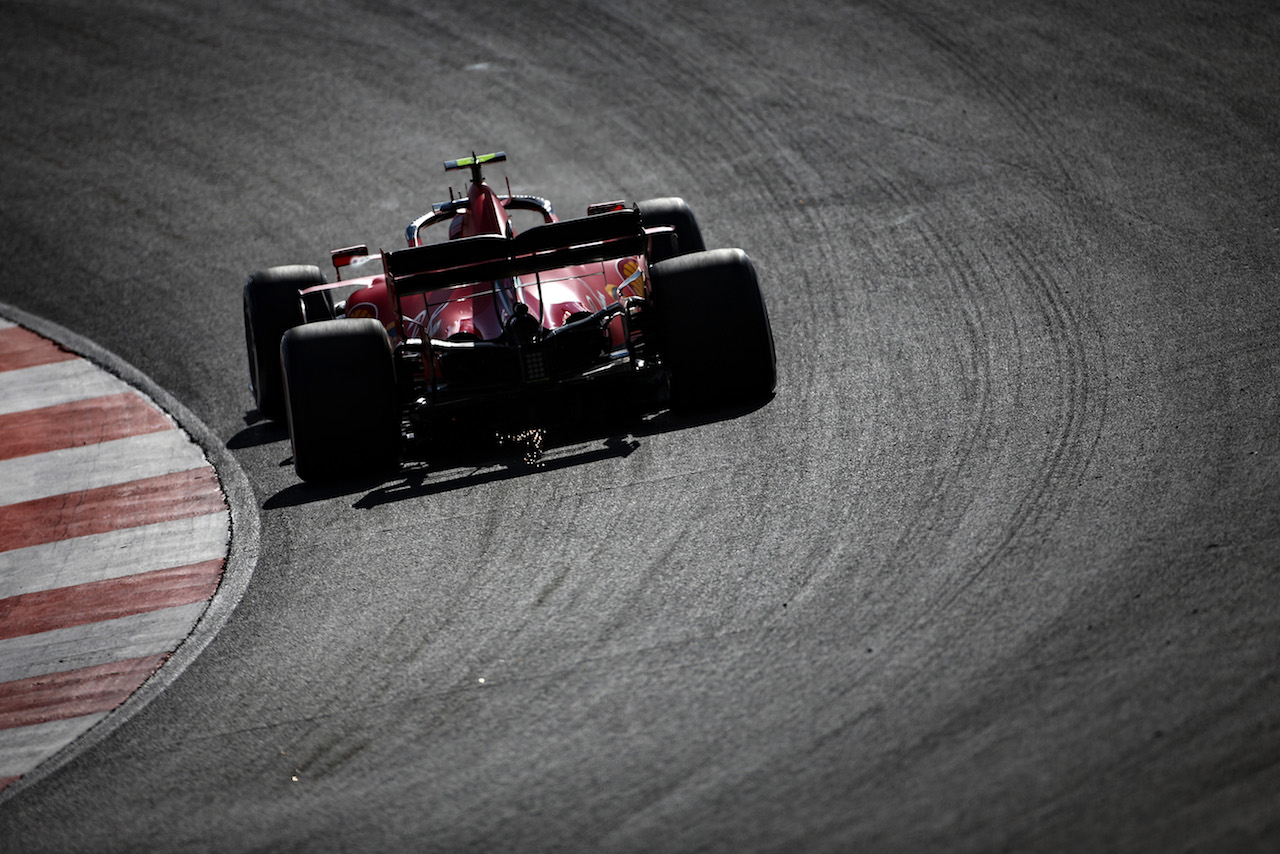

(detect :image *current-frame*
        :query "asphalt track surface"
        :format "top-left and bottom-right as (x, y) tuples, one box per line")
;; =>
(1, 1), (1278, 851)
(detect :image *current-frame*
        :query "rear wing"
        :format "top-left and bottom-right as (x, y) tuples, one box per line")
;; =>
(385, 209), (651, 297)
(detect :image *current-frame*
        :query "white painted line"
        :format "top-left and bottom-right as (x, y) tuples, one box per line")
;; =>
(0, 512), (229, 599)
(0, 713), (108, 778)
(0, 602), (208, 684)
(0, 429), (212, 506)
(0, 319), (16, 331)
(0, 360), (132, 416)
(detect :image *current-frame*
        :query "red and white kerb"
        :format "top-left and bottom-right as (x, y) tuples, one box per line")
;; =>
(0, 319), (230, 793)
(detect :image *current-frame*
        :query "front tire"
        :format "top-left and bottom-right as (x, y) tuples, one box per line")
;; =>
(636, 197), (705, 263)
(243, 265), (324, 420)
(649, 248), (776, 411)
(281, 318), (400, 483)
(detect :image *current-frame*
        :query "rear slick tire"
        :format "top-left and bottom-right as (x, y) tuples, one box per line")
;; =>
(281, 318), (400, 483)
(650, 248), (776, 411)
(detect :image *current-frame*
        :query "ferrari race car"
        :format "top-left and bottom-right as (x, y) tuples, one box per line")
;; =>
(243, 151), (775, 482)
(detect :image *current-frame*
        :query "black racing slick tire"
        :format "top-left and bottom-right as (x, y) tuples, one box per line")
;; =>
(649, 248), (776, 411)
(280, 318), (400, 483)
(243, 265), (324, 421)
(636, 197), (706, 263)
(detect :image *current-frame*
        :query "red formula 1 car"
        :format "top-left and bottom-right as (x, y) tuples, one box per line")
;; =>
(243, 152), (775, 482)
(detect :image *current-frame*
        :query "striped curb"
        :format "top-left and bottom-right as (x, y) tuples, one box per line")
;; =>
(0, 315), (239, 795)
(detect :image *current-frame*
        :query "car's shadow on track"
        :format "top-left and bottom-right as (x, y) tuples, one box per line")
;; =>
(226, 412), (287, 449)
(257, 432), (639, 510)
(247, 396), (772, 510)
(353, 433), (643, 507)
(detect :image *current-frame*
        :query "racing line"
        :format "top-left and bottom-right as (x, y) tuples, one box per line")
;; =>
(0, 317), (231, 793)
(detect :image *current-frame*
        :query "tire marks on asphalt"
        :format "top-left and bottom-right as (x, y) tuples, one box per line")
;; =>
(599, 1), (1108, 628)
(796, 10), (1114, 727)
(0, 319), (230, 793)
